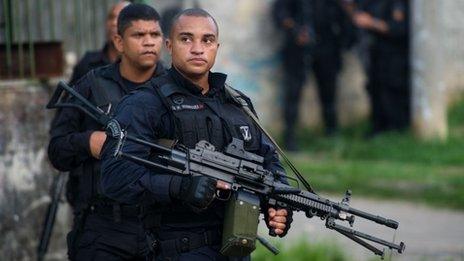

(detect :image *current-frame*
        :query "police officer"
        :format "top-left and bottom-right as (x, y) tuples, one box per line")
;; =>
(309, 0), (352, 136)
(48, 4), (165, 260)
(353, 0), (410, 134)
(100, 8), (291, 261)
(273, 0), (349, 150)
(160, 0), (184, 36)
(50, 1), (129, 129)
(69, 1), (129, 85)
(273, 0), (312, 150)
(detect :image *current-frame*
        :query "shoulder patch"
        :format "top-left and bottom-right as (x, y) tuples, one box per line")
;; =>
(159, 83), (189, 97)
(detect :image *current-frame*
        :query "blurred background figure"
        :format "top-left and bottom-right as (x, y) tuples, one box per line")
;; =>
(305, 0), (353, 137)
(68, 1), (130, 85)
(62, 0), (130, 213)
(352, 0), (410, 135)
(272, 0), (312, 151)
(273, 0), (352, 150)
(159, 0), (183, 64)
(160, 0), (183, 36)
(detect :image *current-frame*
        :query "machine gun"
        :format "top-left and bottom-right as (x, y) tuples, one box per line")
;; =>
(108, 124), (404, 258)
(47, 81), (405, 258)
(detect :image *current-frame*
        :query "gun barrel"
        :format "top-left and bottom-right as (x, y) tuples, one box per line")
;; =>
(348, 207), (399, 229)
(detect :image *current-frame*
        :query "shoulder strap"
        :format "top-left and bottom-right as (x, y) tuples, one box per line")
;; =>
(90, 70), (109, 106)
(224, 84), (315, 193)
(150, 77), (183, 140)
(89, 69), (124, 115)
(88, 70), (105, 106)
(159, 83), (190, 97)
(224, 84), (257, 116)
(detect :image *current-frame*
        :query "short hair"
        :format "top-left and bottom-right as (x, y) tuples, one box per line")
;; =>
(117, 3), (161, 36)
(170, 8), (219, 37)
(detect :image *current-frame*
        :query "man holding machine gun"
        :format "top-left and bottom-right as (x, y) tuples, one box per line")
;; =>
(100, 8), (292, 260)
(48, 4), (165, 260)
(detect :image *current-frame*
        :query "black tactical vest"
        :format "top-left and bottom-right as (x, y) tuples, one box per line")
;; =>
(67, 68), (127, 210)
(155, 82), (261, 153)
(141, 78), (262, 231)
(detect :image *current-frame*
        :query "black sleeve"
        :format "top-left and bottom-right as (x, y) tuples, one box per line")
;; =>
(274, 0), (315, 42)
(386, 0), (409, 39)
(272, 0), (302, 39)
(100, 90), (177, 205)
(272, 0), (290, 29)
(335, 2), (357, 50)
(47, 76), (94, 171)
(69, 53), (93, 85)
(260, 134), (287, 184)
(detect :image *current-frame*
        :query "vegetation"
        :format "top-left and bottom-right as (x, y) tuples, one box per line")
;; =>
(283, 100), (464, 209)
(252, 240), (349, 261)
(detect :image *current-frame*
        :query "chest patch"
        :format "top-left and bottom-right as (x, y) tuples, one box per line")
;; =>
(171, 103), (205, 111)
(170, 95), (206, 111)
(238, 125), (252, 141)
(172, 95), (184, 105)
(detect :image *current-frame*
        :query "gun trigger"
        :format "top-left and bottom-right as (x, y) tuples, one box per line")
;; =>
(216, 189), (231, 201)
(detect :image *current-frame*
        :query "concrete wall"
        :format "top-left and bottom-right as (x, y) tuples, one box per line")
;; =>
(0, 81), (69, 260)
(411, 0), (464, 139)
(441, 0), (464, 101)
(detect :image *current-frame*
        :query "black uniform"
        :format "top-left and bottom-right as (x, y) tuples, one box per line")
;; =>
(49, 44), (113, 129)
(360, 0), (410, 133)
(48, 62), (165, 260)
(69, 44), (113, 85)
(273, 0), (350, 147)
(100, 67), (287, 260)
(273, 0), (312, 148)
(310, 0), (352, 135)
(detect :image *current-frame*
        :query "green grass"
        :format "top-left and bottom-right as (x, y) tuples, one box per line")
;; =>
(283, 100), (464, 209)
(252, 240), (349, 261)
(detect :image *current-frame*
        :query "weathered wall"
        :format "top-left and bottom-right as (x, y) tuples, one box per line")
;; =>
(411, 0), (464, 139)
(0, 81), (69, 260)
(441, 0), (464, 101)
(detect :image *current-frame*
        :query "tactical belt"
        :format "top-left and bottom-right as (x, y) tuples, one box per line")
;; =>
(90, 203), (141, 221)
(160, 212), (220, 225)
(150, 230), (221, 255)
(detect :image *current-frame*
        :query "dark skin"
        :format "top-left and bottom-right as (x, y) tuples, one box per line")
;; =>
(105, 1), (130, 62)
(353, 11), (389, 34)
(113, 20), (163, 82)
(90, 19), (163, 159)
(166, 14), (288, 235)
(166, 15), (219, 94)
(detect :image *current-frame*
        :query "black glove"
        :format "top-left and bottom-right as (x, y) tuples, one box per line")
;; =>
(169, 176), (216, 211)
